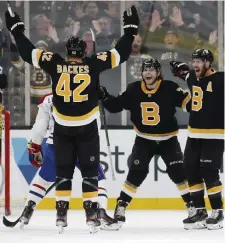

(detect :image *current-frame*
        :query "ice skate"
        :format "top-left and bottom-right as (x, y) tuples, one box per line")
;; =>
(98, 208), (120, 231)
(206, 209), (223, 230)
(19, 200), (36, 229)
(183, 208), (208, 230)
(83, 201), (101, 234)
(114, 200), (128, 225)
(56, 201), (69, 234)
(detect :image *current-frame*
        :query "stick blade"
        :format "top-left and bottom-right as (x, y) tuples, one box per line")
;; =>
(3, 216), (20, 228)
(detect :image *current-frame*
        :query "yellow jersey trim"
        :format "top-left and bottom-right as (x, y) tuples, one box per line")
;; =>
(141, 80), (162, 94)
(53, 105), (99, 121)
(134, 126), (178, 137)
(188, 126), (225, 134)
(111, 51), (116, 68)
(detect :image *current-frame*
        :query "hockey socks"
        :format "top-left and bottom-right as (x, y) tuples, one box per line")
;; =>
(27, 172), (54, 208)
(176, 180), (191, 204)
(98, 179), (108, 209)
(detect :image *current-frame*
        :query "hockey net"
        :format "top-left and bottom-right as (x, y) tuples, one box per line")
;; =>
(0, 110), (26, 215)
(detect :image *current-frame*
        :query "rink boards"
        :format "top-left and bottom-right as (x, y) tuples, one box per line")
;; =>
(2, 129), (224, 210)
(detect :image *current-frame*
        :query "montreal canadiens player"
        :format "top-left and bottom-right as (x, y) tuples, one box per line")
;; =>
(20, 93), (119, 230)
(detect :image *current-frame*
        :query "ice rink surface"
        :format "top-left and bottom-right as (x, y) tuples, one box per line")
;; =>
(0, 210), (224, 243)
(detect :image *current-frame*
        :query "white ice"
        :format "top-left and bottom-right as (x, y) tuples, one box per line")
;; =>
(0, 210), (224, 243)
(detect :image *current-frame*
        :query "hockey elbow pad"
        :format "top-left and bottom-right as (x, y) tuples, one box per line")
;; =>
(28, 141), (43, 168)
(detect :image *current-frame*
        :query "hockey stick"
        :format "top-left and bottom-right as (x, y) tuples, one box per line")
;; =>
(89, 28), (116, 180)
(2, 178), (67, 227)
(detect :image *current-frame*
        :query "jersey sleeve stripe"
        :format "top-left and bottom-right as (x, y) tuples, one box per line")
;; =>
(32, 49), (43, 68)
(181, 94), (191, 111)
(110, 48), (120, 68)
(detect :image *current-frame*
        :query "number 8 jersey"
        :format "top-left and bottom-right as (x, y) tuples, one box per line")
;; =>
(186, 70), (224, 139)
(103, 80), (190, 140)
(31, 49), (120, 126)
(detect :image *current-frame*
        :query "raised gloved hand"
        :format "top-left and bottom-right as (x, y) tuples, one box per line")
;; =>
(99, 86), (108, 101)
(5, 10), (25, 35)
(28, 141), (43, 168)
(123, 5), (139, 36)
(170, 61), (190, 80)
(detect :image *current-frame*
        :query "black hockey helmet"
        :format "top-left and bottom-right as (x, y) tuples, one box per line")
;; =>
(66, 37), (87, 58)
(192, 49), (213, 63)
(141, 58), (161, 72)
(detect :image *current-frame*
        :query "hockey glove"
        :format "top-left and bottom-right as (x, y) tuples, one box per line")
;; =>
(28, 141), (43, 168)
(99, 86), (108, 101)
(5, 10), (25, 36)
(170, 61), (190, 80)
(123, 6), (139, 36)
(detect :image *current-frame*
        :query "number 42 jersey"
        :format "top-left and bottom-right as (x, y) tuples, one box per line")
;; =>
(103, 80), (190, 140)
(31, 49), (120, 126)
(186, 70), (224, 139)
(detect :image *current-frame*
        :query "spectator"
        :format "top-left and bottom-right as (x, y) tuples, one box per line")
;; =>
(77, 2), (102, 35)
(96, 16), (119, 51)
(30, 40), (52, 123)
(127, 35), (151, 84)
(82, 31), (94, 57)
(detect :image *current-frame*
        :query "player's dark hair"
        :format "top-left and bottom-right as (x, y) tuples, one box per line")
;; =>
(66, 37), (87, 58)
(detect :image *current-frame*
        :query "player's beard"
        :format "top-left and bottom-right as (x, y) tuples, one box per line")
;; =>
(199, 64), (208, 78)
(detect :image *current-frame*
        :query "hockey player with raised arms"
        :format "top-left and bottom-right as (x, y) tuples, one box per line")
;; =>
(5, 5), (139, 233)
(99, 58), (194, 226)
(170, 49), (224, 230)
(17, 93), (119, 230)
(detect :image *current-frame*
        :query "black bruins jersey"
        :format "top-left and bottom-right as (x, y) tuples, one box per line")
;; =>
(185, 70), (224, 139)
(103, 80), (190, 140)
(31, 49), (120, 126)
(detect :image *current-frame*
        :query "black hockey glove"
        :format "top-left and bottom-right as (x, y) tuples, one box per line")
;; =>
(170, 61), (190, 80)
(123, 6), (139, 36)
(99, 86), (108, 101)
(0, 66), (7, 89)
(5, 10), (25, 36)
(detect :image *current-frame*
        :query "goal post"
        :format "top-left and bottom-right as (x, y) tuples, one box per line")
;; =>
(0, 109), (10, 216)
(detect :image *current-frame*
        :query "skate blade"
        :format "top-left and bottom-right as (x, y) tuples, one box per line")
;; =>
(57, 225), (64, 234)
(87, 221), (100, 234)
(56, 220), (67, 234)
(184, 220), (207, 230)
(207, 222), (223, 230)
(100, 222), (121, 231)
